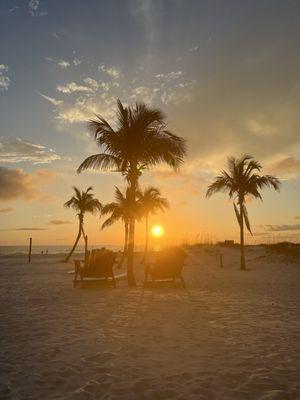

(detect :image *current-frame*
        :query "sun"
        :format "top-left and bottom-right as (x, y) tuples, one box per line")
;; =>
(151, 225), (164, 237)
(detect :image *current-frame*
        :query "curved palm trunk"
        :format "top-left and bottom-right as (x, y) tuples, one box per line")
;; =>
(118, 222), (128, 268)
(126, 170), (138, 286)
(142, 213), (149, 262)
(239, 203), (246, 270)
(64, 217), (82, 262)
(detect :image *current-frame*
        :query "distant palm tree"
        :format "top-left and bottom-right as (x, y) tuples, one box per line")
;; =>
(206, 155), (280, 270)
(64, 187), (102, 262)
(77, 100), (186, 286)
(101, 186), (137, 268)
(137, 186), (169, 261)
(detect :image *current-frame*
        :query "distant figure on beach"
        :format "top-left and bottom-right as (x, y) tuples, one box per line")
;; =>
(41, 250), (44, 255)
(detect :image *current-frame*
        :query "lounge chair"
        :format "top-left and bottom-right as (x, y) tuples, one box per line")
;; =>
(73, 249), (117, 287)
(144, 247), (187, 287)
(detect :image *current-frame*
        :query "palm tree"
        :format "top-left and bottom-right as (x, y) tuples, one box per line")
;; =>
(101, 186), (137, 268)
(206, 155), (280, 270)
(64, 186), (102, 262)
(137, 186), (169, 262)
(77, 100), (186, 286)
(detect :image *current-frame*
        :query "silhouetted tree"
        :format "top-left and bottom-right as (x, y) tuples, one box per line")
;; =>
(101, 186), (137, 268)
(206, 155), (280, 270)
(64, 187), (102, 262)
(137, 186), (169, 261)
(78, 100), (186, 286)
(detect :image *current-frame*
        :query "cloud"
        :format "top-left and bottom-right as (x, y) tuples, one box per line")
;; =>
(73, 57), (82, 66)
(57, 60), (70, 69)
(40, 93), (63, 106)
(243, 116), (277, 137)
(28, 0), (47, 17)
(14, 227), (45, 231)
(0, 166), (58, 202)
(0, 137), (61, 164)
(98, 64), (121, 79)
(0, 64), (10, 91)
(56, 81), (95, 94)
(267, 157), (300, 178)
(189, 46), (199, 52)
(156, 71), (183, 81)
(48, 220), (72, 225)
(129, 0), (161, 57)
(0, 207), (14, 213)
(265, 224), (300, 232)
(46, 57), (82, 68)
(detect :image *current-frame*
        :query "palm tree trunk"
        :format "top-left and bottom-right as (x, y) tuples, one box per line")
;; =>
(239, 202), (246, 270)
(118, 222), (128, 268)
(127, 218), (136, 286)
(64, 218), (82, 262)
(142, 213), (149, 262)
(81, 224), (88, 256)
(126, 170), (137, 287)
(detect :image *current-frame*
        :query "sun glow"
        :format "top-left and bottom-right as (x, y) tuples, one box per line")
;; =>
(151, 225), (164, 237)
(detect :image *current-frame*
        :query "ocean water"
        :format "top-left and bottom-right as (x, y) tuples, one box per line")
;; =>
(0, 244), (125, 255)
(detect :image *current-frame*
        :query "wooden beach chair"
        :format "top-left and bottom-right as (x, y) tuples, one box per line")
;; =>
(73, 248), (117, 287)
(144, 247), (187, 287)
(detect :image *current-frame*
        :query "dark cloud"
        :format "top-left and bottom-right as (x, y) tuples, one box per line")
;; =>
(265, 224), (300, 232)
(0, 137), (60, 164)
(0, 166), (58, 202)
(0, 207), (13, 213)
(48, 220), (72, 225)
(14, 227), (45, 231)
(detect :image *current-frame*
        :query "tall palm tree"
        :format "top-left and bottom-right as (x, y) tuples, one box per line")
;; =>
(77, 99), (186, 286)
(137, 186), (169, 261)
(64, 186), (102, 262)
(206, 155), (280, 270)
(101, 186), (137, 268)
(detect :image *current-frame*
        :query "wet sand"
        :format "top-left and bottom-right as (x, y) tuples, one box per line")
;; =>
(0, 247), (299, 399)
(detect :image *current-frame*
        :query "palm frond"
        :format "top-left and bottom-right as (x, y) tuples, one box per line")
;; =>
(233, 202), (241, 226)
(243, 204), (253, 235)
(77, 153), (121, 173)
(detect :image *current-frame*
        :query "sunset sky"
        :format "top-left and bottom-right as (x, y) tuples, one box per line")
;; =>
(0, 0), (300, 247)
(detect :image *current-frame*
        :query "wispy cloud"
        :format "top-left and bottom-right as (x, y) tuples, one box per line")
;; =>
(0, 137), (61, 164)
(267, 157), (300, 178)
(14, 227), (45, 231)
(46, 57), (70, 69)
(265, 224), (300, 232)
(156, 71), (183, 81)
(0, 64), (10, 91)
(40, 93), (63, 106)
(46, 56), (82, 68)
(56, 81), (95, 94)
(0, 207), (14, 213)
(129, 0), (162, 57)
(99, 64), (121, 79)
(48, 220), (72, 225)
(28, 0), (47, 17)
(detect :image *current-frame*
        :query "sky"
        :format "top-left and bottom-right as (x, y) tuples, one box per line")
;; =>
(0, 0), (300, 247)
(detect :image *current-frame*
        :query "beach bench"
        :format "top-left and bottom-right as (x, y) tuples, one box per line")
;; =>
(144, 247), (187, 287)
(73, 249), (117, 287)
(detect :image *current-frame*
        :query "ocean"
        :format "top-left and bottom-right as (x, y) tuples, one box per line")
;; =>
(0, 244), (126, 255)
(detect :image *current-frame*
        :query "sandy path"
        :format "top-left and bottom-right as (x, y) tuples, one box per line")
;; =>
(0, 248), (299, 399)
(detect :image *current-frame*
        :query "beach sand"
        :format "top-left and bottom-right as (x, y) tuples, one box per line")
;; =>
(0, 246), (299, 399)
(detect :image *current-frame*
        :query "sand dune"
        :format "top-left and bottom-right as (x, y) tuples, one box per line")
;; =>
(0, 246), (299, 399)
